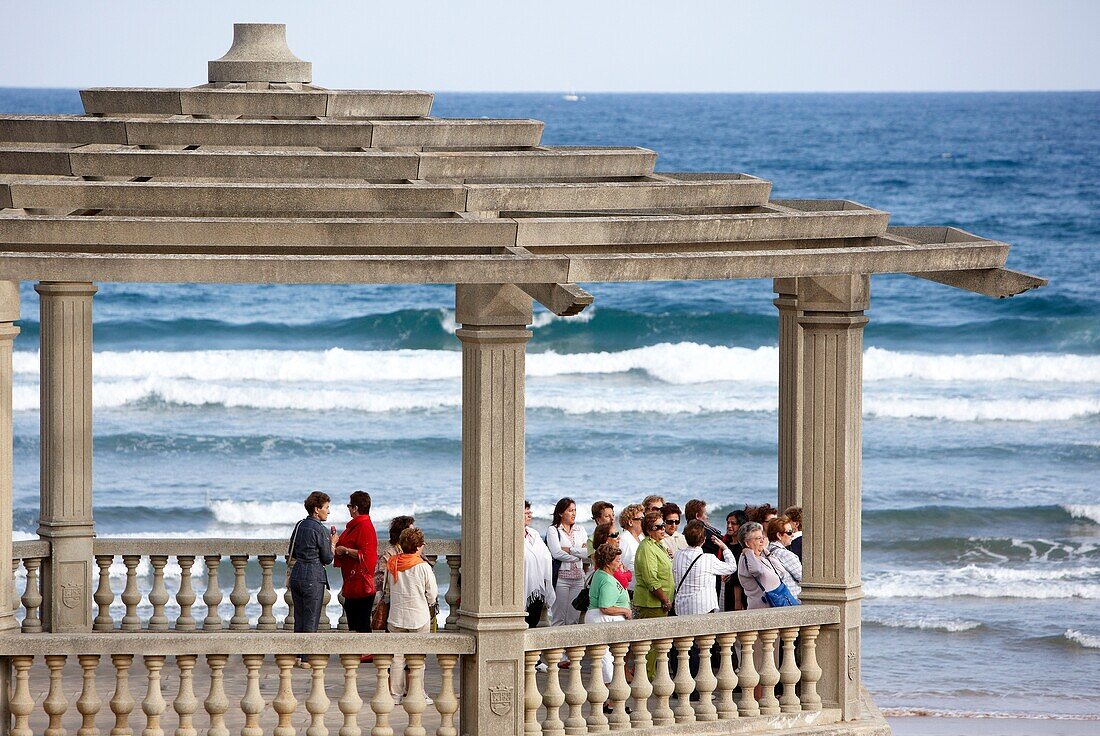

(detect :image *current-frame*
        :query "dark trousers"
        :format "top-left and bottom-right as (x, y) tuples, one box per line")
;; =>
(525, 599), (545, 629)
(290, 577), (325, 634)
(344, 594), (376, 633)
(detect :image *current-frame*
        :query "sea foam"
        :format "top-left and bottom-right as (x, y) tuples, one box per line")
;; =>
(1064, 629), (1100, 649)
(10, 343), (1100, 385)
(864, 614), (982, 632)
(1065, 505), (1100, 525)
(865, 565), (1100, 600)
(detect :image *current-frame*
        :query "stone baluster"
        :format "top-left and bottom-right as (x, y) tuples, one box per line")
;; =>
(121, 555), (142, 631)
(257, 555), (278, 630)
(204, 654), (230, 736)
(203, 555), (223, 631)
(240, 654), (266, 736)
(174, 654), (199, 736)
(758, 629), (781, 714)
(338, 653), (363, 736)
(319, 586), (333, 631)
(175, 555), (197, 631)
(10, 558), (18, 618)
(736, 632), (760, 717)
(606, 642), (631, 730)
(563, 646), (587, 734)
(523, 651), (542, 736)
(694, 634), (719, 721)
(273, 654), (299, 736)
(799, 625), (823, 712)
(444, 555), (461, 631)
(20, 556), (43, 632)
(142, 655), (167, 736)
(111, 653), (135, 736)
(306, 654), (330, 736)
(779, 628), (802, 713)
(94, 554), (115, 631)
(77, 654), (102, 736)
(229, 555), (251, 630)
(369, 655), (395, 736)
(578, 648), (605, 733)
(650, 639), (675, 726)
(337, 591), (348, 631)
(404, 653), (429, 736)
(10, 655), (34, 736)
(148, 555), (170, 631)
(672, 637), (695, 724)
(540, 647), (565, 736)
(715, 632), (739, 720)
(44, 654), (69, 736)
(436, 653), (460, 736)
(629, 641), (653, 728)
(282, 555), (295, 630)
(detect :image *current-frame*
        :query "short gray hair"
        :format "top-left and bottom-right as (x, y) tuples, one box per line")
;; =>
(737, 521), (764, 546)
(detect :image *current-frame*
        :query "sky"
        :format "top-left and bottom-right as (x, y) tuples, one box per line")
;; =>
(1, 0), (1097, 92)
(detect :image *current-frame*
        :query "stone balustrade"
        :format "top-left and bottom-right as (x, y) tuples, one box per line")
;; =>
(12, 537), (462, 634)
(0, 631), (473, 736)
(523, 606), (840, 735)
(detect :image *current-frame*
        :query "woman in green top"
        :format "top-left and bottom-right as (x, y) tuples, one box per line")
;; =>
(584, 543), (632, 697)
(633, 511), (674, 679)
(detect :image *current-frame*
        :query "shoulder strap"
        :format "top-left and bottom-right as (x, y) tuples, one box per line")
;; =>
(288, 518), (306, 561)
(673, 551), (704, 598)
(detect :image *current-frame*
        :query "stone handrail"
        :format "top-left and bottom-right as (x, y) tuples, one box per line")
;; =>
(524, 605), (839, 650)
(11, 536), (463, 634)
(0, 631), (476, 656)
(0, 632), (472, 736)
(523, 606), (839, 734)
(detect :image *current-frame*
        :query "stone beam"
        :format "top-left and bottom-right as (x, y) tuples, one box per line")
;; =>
(911, 268), (1047, 297)
(0, 239), (1010, 284)
(517, 282), (593, 316)
(80, 88), (435, 118)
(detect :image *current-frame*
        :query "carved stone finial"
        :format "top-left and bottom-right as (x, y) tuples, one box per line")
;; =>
(208, 23), (311, 84)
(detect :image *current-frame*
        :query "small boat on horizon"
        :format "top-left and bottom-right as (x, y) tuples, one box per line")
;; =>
(562, 89), (582, 101)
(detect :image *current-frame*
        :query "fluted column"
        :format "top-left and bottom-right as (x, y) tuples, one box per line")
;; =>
(0, 282), (20, 634)
(796, 274), (867, 720)
(773, 277), (802, 510)
(455, 284), (532, 736)
(36, 281), (97, 632)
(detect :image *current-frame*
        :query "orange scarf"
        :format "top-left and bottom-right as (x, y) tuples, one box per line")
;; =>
(387, 552), (424, 582)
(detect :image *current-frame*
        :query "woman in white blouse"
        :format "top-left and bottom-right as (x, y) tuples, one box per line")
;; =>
(765, 517), (802, 598)
(617, 503), (645, 593)
(672, 520), (739, 615)
(546, 497), (588, 628)
(385, 526), (438, 702)
(523, 500), (556, 628)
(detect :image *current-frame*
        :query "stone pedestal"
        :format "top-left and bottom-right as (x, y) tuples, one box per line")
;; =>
(35, 282), (97, 633)
(796, 275), (868, 721)
(773, 278), (803, 512)
(455, 284), (532, 736)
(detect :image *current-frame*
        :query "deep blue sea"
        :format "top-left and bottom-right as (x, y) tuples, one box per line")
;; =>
(2, 89), (1098, 720)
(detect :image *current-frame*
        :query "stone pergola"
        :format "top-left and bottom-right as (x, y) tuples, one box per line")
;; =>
(0, 24), (1043, 736)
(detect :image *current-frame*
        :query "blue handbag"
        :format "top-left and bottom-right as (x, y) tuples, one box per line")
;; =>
(751, 556), (801, 608)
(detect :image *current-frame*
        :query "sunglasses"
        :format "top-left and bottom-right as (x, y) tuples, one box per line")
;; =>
(781, 529), (794, 535)
(665, 518), (680, 525)
(652, 523), (666, 530)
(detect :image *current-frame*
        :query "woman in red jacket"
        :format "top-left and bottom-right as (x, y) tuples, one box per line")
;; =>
(334, 490), (379, 633)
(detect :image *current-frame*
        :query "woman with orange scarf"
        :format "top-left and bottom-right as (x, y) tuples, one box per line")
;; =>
(384, 526), (438, 702)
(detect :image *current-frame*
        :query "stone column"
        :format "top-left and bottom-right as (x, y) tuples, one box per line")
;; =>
(455, 284), (532, 736)
(773, 278), (802, 511)
(36, 282), (97, 632)
(796, 274), (868, 721)
(0, 282), (20, 635)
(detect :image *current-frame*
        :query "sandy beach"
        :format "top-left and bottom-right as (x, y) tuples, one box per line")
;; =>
(888, 716), (1098, 736)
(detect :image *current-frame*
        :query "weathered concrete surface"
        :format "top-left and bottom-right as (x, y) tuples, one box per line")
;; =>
(208, 24), (312, 84)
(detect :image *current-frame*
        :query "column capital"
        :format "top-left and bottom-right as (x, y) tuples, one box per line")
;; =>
(796, 274), (869, 314)
(455, 326), (532, 345)
(34, 281), (98, 297)
(455, 284), (532, 327)
(772, 277), (800, 298)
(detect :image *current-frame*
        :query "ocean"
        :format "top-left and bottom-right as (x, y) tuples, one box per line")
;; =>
(2, 89), (1098, 721)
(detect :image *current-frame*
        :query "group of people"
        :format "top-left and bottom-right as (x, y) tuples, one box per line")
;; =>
(524, 495), (805, 682)
(288, 488), (804, 700)
(288, 490), (437, 702)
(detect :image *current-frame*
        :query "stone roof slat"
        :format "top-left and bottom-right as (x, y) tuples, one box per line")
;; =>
(417, 148), (657, 180)
(465, 176), (772, 211)
(0, 147), (74, 177)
